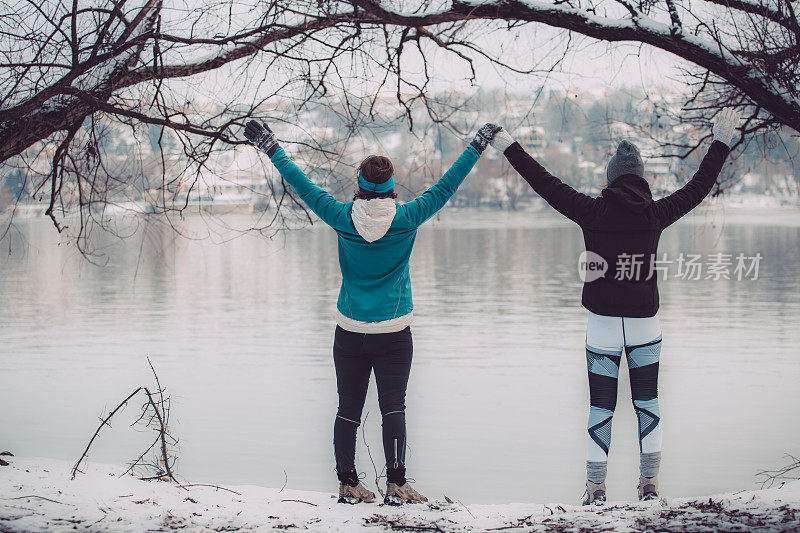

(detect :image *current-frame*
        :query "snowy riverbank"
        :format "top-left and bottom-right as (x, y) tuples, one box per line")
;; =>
(2, 457), (799, 532)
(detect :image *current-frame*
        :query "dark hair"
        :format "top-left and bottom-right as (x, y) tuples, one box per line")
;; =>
(353, 155), (397, 200)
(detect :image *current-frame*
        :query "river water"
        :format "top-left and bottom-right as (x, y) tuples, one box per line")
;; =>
(1, 207), (799, 504)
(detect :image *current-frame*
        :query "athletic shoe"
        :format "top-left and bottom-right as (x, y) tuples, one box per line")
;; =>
(384, 481), (428, 505)
(638, 475), (659, 501)
(337, 482), (376, 504)
(582, 480), (607, 506)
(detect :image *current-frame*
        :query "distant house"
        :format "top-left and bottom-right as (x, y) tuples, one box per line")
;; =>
(196, 176), (269, 211)
(647, 157), (674, 192)
(517, 126), (546, 155)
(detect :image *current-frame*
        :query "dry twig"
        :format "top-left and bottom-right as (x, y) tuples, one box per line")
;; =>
(71, 386), (143, 479)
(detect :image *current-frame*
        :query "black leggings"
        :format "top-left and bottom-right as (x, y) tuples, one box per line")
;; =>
(333, 325), (412, 484)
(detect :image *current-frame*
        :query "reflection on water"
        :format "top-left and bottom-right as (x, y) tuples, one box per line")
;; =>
(1, 207), (799, 504)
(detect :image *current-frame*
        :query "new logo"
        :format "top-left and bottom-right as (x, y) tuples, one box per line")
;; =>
(579, 251), (608, 282)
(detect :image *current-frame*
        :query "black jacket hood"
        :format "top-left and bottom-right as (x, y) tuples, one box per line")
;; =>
(601, 174), (653, 214)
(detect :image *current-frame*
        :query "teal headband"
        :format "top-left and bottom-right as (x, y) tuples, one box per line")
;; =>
(358, 173), (394, 193)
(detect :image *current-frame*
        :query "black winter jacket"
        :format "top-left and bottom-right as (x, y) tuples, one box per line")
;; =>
(504, 140), (730, 317)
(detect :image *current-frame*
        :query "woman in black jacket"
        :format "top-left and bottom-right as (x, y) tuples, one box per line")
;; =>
(490, 108), (740, 505)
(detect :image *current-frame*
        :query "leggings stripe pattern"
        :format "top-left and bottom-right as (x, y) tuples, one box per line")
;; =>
(586, 347), (622, 459)
(585, 312), (662, 481)
(628, 339), (662, 454)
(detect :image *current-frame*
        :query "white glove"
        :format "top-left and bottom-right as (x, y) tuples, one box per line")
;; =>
(490, 128), (516, 152)
(712, 108), (741, 148)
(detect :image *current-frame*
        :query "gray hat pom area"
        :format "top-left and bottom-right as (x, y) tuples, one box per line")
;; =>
(606, 139), (645, 184)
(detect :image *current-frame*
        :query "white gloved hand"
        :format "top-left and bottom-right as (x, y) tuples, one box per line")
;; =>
(712, 108), (741, 148)
(490, 128), (516, 153)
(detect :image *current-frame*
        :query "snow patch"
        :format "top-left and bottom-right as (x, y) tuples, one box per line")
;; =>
(1, 456), (799, 532)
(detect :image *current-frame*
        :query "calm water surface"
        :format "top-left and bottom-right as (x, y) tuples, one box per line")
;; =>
(1, 207), (799, 504)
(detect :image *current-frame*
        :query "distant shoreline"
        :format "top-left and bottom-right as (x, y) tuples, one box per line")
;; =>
(5, 193), (799, 222)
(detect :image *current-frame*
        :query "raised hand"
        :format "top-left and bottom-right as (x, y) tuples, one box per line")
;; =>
(489, 127), (516, 153)
(712, 108), (741, 148)
(470, 123), (502, 153)
(244, 120), (279, 157)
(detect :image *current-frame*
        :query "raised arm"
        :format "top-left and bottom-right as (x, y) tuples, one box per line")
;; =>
(651, 108), (739, 227)
(244, 120), (350, 231)
(399, 124), (498, 228)
(494, 129), (599, 226)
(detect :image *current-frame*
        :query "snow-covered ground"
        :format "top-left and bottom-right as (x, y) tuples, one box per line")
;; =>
(2, 456), (799, 532)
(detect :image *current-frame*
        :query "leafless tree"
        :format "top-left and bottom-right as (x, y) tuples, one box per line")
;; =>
(1, 0), (798, 249)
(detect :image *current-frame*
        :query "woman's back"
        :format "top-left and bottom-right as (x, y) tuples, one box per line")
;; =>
(334, 207), (417, 322)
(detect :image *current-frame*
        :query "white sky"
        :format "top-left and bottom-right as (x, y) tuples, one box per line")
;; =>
(173, 6), (698, 116)
(401, 24), (690, 96)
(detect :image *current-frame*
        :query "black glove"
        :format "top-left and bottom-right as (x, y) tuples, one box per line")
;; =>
(470, 123), (502, 153)
(244, 120), (279, 157)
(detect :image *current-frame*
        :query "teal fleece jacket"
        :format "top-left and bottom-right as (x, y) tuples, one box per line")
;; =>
(269, 145), (481, 322)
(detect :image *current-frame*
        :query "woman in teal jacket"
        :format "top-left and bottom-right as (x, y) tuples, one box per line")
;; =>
(244, 120), (500, 505)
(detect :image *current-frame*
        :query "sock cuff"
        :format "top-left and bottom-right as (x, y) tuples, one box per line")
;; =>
(586, 460), (608, 484)
(640, 451), (661, 478)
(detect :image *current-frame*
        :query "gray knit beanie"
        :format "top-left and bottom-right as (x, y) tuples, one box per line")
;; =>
(606, 140), (644, 184)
